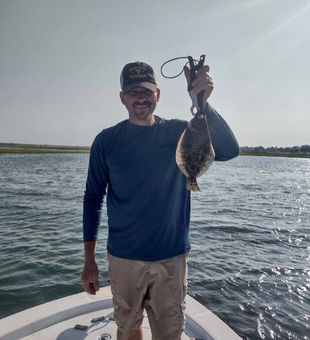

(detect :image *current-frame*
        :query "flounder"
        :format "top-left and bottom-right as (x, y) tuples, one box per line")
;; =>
(176, 113), (215, 191)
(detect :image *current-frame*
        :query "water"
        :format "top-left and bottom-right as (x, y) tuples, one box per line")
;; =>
(0, 154), (309, 340)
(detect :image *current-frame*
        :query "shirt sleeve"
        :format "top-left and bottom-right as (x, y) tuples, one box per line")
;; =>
(205, 102), (239, 161)
(83, 133), (109, 241)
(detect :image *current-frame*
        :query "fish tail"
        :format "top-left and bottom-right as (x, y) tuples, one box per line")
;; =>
(187, 178), (201, 192)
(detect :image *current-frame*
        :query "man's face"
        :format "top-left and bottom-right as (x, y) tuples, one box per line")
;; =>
(120, 87), (160, 125)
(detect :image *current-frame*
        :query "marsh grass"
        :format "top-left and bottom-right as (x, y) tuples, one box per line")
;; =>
(0, 143), (90, 154)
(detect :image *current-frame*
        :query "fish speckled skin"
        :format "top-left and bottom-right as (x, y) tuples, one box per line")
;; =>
(176, 113), (215, 191)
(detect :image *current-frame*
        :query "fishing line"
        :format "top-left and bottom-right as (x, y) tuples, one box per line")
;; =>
(160, 56), (200, 79)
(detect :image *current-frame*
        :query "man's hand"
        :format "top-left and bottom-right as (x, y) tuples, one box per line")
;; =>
(81, 241), (99, 295)
(184, 65), (214, 111)
(81, 260), (99, 295)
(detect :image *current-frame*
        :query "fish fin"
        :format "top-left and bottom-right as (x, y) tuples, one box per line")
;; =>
(187, 178), (201, 192)
(175, 131), (185, 163)
(177, 163), (189, 177)
(176, 131), (190, 176)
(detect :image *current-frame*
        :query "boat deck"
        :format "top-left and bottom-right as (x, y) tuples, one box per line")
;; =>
(0, 287), (241, 340)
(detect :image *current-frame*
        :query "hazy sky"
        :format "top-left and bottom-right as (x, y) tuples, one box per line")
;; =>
(1, 0), (309, 147)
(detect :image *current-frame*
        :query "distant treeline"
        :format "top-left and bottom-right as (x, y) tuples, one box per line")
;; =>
(240, 145), (310, 158)
(241, 145), (310, 154)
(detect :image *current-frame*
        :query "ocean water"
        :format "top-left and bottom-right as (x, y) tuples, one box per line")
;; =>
(0, 154), (309, 340)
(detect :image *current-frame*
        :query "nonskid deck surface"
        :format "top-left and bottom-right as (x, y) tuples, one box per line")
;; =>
(0, 287), (242, 340)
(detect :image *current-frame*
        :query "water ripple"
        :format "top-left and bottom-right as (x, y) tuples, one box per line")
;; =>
(0, 154), (309, 340)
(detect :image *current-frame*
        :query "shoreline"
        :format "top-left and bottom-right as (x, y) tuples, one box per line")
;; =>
(0, 144), (309, 158)
(0, 144), (90, 154)
(0, 149), (90, 154)
(240, 151), (310, 159)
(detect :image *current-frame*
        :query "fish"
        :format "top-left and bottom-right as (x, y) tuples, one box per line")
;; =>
(176, 112), (215, 192)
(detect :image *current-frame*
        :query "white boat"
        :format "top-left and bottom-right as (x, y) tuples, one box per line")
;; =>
(0, 286), (241, 340)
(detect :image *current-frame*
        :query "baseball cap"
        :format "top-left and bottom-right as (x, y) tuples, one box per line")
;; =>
(120, 61), (157, 94)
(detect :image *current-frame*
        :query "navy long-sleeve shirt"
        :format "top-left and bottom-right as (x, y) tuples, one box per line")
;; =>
(83, 103), (239, 261)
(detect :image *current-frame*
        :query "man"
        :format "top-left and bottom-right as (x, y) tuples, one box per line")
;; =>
(81, 61), (239, 340)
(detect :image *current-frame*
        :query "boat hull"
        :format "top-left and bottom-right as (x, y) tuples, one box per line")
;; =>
(0, 286), (241, 340)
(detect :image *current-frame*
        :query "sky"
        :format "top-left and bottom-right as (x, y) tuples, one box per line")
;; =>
(0, 0), (309, 148)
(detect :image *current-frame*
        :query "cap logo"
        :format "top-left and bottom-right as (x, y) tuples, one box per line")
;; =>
(129, 66), (148, 80)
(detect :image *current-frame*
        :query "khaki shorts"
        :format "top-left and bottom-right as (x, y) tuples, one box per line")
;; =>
(108, 253), (188, 340)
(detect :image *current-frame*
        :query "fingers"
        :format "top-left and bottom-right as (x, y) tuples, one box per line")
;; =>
(81, 263), (99, 295)
(82, 280), (97, 295)
(191, 65), (213, 89)
(197, 64), (210, 74)
(81, 275), (94, 294)
(87, 282), (97, 295)
(183, 66), (191, 85)
(184, 65), (213, 91)
(93, 276), (100, 292)
(184, 64), (214, 110)
(191, 66), (214, 106)
(192, 78), (214, 97)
